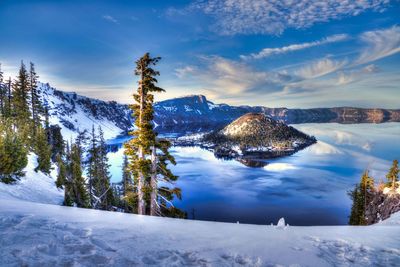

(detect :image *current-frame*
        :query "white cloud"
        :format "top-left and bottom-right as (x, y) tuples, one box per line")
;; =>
(356, 25), (400, 64)
(308, 141), (342, 155)
(241, 34), (348, 60)
(295, 58), (347, 79)
(175, 66), (196, 79)
(102, 15), (119, 24)
(337, 64), (379, 85)
(190, 0), (391, 35)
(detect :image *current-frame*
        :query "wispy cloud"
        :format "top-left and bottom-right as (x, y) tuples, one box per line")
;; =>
(337, 64), (380, 85)
(190, 0), (391, 35)
(356, 25), (400, 65)
(102, 15), (119, 24)
(295, 58), (347, 79)
(241, 34), (348, 60)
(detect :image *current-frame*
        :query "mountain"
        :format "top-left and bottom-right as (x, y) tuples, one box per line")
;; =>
(37, 84), (400, 140)
(38, 83), (133, 140)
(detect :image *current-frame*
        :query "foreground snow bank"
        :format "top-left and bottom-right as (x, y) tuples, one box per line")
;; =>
(0, 154), (63, 205)
(0, 199), (399, 267)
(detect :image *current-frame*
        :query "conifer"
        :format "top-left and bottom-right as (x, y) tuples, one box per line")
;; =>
(0, 120), (28, 183)
(34, 127), (52, 174)
(29, 62), (43, 135)
(12, 61), (31, 124)
(386, 159), (399, 190)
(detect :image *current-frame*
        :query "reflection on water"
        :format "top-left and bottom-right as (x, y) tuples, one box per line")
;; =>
(107, 123), (400, 225)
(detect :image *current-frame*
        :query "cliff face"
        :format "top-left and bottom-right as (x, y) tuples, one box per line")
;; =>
(366, 190), (400, 224)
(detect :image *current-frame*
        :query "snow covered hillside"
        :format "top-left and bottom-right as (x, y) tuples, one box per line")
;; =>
(1, 151), (399, 266)
(38, 83), (132, 140)
(0, 198), (399, 266)
(0, 153), (63, 205)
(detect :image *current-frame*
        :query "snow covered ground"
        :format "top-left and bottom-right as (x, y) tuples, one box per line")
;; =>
(0, 153), (399, 266)
(0, 199), (399, 266)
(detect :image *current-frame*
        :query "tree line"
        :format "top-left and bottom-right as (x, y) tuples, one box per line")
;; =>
(0, 54), (185, 218)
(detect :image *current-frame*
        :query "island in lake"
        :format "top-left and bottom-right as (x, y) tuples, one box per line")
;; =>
(173, 113), (316, 166)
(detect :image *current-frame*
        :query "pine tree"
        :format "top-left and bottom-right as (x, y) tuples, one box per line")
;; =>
(12, 61), (31, 124)
(34, 126), (52, 174)
(70, 141), (90, 208)
(29, 62), (43, 136)
(348, 170), (374, 225)
(125, 53), (181, 217)
(55, 154), (67, 189)
(0, 119), (28, 183)
(0, 64), (4, 116)
(87, 126), (113, 210)
(386, 160), (399, 190)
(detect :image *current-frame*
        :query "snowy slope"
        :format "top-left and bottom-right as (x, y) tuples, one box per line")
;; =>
(0, 153), (63, 205)
(0, 199), (399, 266)
(38, 83), (132, 140)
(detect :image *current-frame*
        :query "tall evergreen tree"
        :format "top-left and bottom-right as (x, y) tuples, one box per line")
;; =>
(70, 141), (90, 208)
(0, 64), (4, 116)
(29, 62), (42, 135)
(12, 61), (31, 124)
(125, 53), (181, 217)
(55, 153), (67, 189)
(348, 170), (374, 225)
(386, 159), (399, 190)
(34, 127), (52, 174)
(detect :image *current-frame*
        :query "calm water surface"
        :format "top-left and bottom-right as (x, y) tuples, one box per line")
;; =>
(107, 123), (400, 225)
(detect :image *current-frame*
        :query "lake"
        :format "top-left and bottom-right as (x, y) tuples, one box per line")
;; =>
(107, 123), (400, 226)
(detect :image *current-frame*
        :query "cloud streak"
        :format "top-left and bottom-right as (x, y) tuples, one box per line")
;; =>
(102, 15), (119, 24)
(241, 34), (348, 60)
(356, 25), (400, 65)
(191, 0), (391, 35)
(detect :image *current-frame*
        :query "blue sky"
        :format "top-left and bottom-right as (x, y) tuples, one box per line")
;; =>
(0, 0), (399, 108)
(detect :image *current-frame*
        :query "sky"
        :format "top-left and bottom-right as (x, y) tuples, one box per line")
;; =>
(0, 0), (399, 108)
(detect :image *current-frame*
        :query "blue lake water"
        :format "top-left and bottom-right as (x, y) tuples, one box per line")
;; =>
(107, 123), (400, 225)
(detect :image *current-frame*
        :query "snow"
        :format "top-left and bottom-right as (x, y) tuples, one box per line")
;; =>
(1, 153), (400, 266)
(0, 153), (63, 205)
(0, 199), (399, 266)
(39, 83), (125, 141)
(383, 182), (400, 195)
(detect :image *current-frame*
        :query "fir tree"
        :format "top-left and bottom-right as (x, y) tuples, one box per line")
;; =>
(0, 119), (28, 183)
(386, 159), (399, 190)
(0, 64), (4, 116)
(29, 62), (43, 136)
(55, 154), (67, 189)
(12, 61), (31, 124)
(34, 127), (52, 174)
(70, 141), (90, 208)
(348, 170), (375, 225)
(125, 53), (181, 217)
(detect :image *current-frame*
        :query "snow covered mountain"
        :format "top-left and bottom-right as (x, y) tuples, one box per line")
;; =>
(38, 83), (133, 140)
(38, 83), (400, 140)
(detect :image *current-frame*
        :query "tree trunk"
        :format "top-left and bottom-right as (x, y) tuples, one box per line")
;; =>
(150, 145), (158, 216)
(137, 65), (145, 215)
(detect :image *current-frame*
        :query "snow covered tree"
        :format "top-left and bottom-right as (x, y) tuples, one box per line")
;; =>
(386, 160), (399, 190)
(0, 120), (28, 183)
